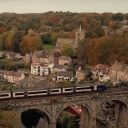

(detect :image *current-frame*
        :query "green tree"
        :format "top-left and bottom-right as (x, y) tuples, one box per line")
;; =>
(0, 32), (7, 50)
(112, 13), (124, 21)
(11, 31), (25, 52)
(86, 19), (104, 37)
(76, 39), (88, 63)
(57, 111), (79, 128)
(5, 29), (16, 50)
(41, 33), (52, 44)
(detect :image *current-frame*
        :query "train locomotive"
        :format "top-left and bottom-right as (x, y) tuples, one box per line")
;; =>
(0, 84), (106, 100)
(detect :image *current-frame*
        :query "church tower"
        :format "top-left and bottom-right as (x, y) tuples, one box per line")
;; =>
(75, 24), (85, 47)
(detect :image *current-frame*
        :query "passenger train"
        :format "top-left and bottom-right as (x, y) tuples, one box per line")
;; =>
(0, 84), (106, 100)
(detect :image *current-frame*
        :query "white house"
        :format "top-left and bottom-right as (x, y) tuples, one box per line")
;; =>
(31, 62), (54, 76)
(52, 71), (74, 82)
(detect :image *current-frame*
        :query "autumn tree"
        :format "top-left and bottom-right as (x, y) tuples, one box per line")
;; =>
(85, 36), (128, 65)
(0, 23), (7, 34)
(20, 33), (43, 53)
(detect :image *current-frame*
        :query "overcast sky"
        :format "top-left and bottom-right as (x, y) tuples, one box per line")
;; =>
(0, 0), (127, 13)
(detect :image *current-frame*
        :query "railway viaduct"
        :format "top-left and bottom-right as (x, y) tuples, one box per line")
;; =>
(0, 87), (128, 128)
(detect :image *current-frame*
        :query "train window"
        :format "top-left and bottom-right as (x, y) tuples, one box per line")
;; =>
(76, 86), (91, 90)
(39, 90), (47, 93)
(64, 88), (73, 91)
(27, 90), (47, 94)
(27, 91), (36, 94)
(50, 89), (60, 92)
(0, 94), (9, 97)
(14, 92), (24, 95)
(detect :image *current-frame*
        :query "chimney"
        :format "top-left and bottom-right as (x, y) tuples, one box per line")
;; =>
(78, 66), (81, 71)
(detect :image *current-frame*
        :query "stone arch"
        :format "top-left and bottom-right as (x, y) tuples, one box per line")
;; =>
(56, 102), (91, 120)
(20, 107), (50, 128)
(19, 107), (51, 121)
(56, 102), (91, 128)
(97, 98), (128, 128)
(99, 98), (128, 109)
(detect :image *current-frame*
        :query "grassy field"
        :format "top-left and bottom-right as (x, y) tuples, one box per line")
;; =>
(43, 44), (55, 51)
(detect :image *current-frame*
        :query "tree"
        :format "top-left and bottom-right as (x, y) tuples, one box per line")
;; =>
(76, 39), (88, 62)
(57, 111), (79, 128)
(20, 34), (43, 53)
(4, 29), (16, 50)
(112, 13), (124, 21)
(0, 32), (7, 50)
(11, 31), (25, 52)
(41, 33), (52, 44)
(86, 19), (104, 37)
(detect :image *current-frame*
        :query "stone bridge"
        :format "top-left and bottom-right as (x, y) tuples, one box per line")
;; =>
(0, 87), (128, 128)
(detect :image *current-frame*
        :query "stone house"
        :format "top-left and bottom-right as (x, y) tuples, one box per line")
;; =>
(15, 53), (23, 60)
(0, 51), (6, 58)
(23, 53), (32, 63)
(58, 56), (72, 65)
(48, 54), (58, 64)
(0, 51), (23, 60)
(0, 70), (25, 83)
(6, 52), (17, 60)
(110, 61), (128, 83)
(32, 50), (54, 64)
(92, 64), (110, 82)
(39, 57), (50, 64)
(102, 26), (110, 35)
(118, 20), (128, 25)
(76, 67), (85, 82)
(32, 50), (45, 63)
(52, 71), (74, 82)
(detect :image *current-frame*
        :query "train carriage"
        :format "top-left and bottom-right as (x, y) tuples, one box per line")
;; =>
(0, 84), (107, 100)
(76, 86), (93, 93)
(0, 92), (11, 99)
(26, 89), (48, 97)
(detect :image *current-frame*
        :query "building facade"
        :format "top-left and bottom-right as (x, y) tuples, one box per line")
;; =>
(76, 67), (85, 82)
(110, 61), (128, 82)
(31, 62), (54, 76)
(58, 56), (72, 65)
(52, 71), (74, 82)
(0, 70), (25, 83)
